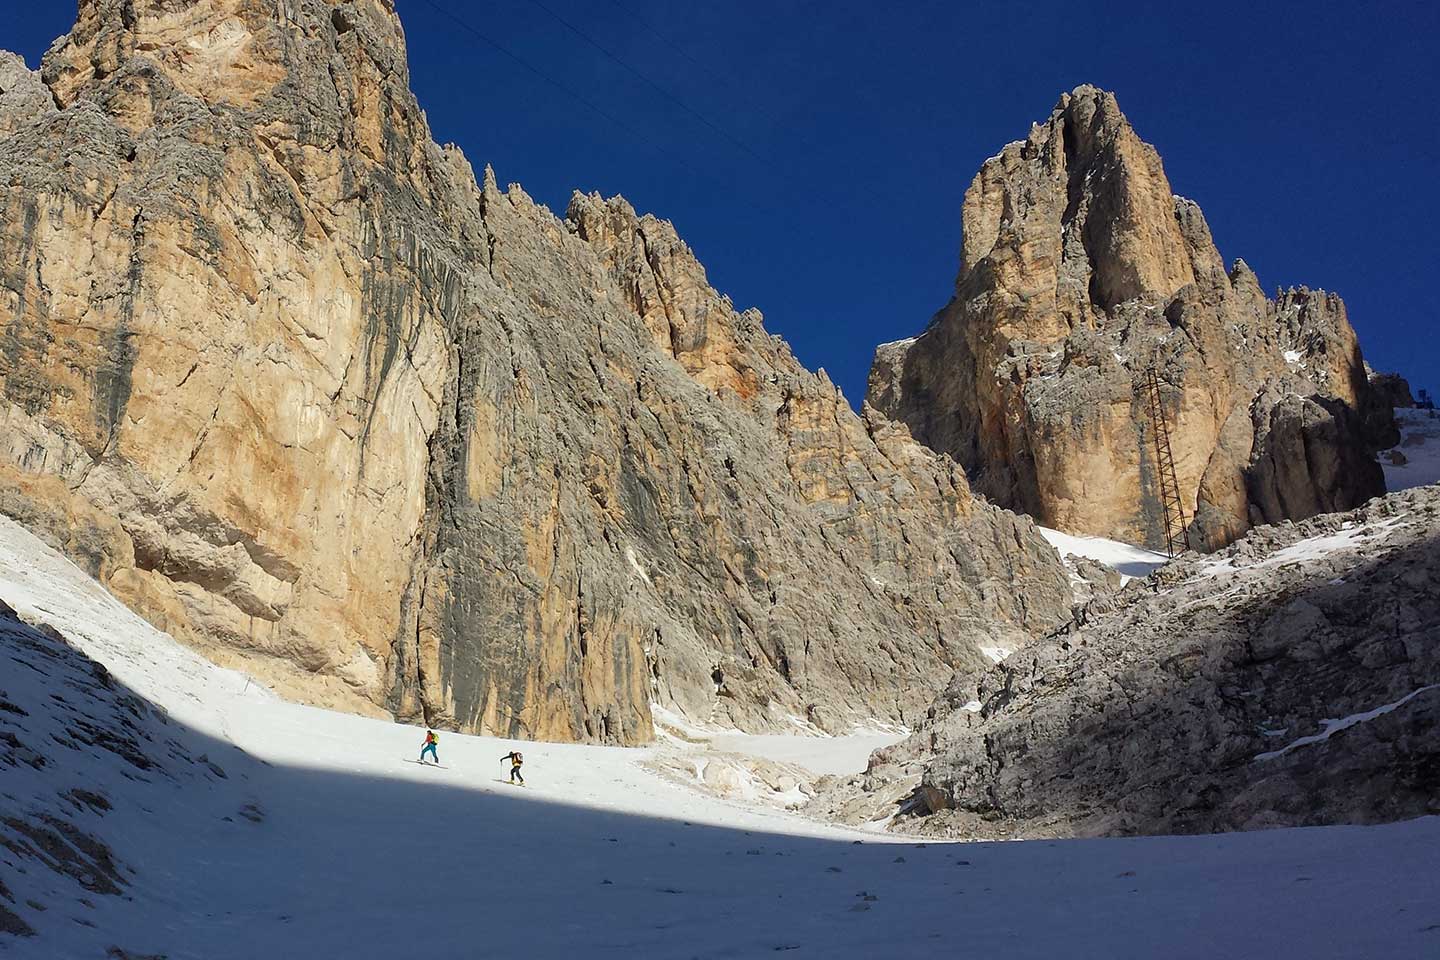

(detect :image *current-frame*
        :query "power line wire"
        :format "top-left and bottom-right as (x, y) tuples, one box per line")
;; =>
(605, 0), (740, 95)
(602, 1), (798, 149)
(414, 0), (702, 178)
(519, 0), (767, 164)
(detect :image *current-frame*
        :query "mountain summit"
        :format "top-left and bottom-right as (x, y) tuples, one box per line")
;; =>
(867, 85), (1394, 551)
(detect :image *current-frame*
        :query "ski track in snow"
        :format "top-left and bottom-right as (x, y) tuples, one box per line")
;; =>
(700, 733), (905, 777)
(3, 516), (1440, 958)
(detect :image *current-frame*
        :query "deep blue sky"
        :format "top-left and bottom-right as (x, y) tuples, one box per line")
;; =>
(7, 2), (1438, 404)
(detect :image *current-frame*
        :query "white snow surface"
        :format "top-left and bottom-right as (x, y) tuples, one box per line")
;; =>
(3, 516), (1440, 958)
(1380, 406), (1440, 491)
(1200, 518), (1405, 576)
(1038, 526), (1169, 582)
(649, 703), (905, 778)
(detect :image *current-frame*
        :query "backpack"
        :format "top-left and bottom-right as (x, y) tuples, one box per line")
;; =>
(512, 752), (523, 764)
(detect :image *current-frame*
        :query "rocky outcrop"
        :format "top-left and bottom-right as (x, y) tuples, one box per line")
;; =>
(0, 0), (1071, 743)
(1368, 370), (1415, 411)
(861, 485), (1440, 838)
(868, 85), (1392, 552)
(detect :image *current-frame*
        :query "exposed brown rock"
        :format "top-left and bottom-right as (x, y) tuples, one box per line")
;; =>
(0, 1), (1070, 743)
(868, 85), (1392, 552)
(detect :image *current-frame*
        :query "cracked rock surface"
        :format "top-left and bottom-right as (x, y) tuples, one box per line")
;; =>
(0, 0), (1070, 742)
(843, 485), (1440, 838)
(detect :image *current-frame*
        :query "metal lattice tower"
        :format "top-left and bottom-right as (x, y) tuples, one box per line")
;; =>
(1141, 368), (1187, 558)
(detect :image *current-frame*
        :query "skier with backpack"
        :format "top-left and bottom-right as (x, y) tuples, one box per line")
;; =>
(419, 729), (439, 765)
(501, 750), (525, 785)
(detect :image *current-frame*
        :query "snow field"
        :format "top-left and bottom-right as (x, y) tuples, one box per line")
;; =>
(3, 516), (1440, 958)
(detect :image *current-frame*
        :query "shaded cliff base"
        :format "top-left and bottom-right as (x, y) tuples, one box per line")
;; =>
(810, 483), (1440, 840)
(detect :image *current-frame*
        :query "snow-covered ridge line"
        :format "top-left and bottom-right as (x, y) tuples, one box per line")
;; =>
(1199, 516), (1406, 576)
(1254, 685), (1440, 762)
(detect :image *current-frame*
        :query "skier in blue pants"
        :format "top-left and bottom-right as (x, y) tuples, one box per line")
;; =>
(419, 730), (439, 764)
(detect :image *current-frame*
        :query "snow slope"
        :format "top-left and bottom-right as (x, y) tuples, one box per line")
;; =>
(1039, 526), (1169, 582)
(3, 516), (1440, 958)
(1380, 406), (1440, 491)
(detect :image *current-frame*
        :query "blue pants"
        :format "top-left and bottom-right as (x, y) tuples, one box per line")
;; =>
(421, 743), (438, 762)
(510, 765), (524, 783)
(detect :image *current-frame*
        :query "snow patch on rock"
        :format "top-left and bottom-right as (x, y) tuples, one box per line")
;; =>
(1255, 685), (1440, 762)
(1038, 526), (1168, 583)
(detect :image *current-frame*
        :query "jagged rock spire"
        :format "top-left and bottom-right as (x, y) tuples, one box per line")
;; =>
(868, 85), (1390, 551)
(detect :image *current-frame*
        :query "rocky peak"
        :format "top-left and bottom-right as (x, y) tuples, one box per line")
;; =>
(959, 84), (1196, 323)
(0, 53), (57, 136)
(43, 0), (406, 108)
(869, 85), (1391, 552)
(1270, 287), (1367, 401)
(36, 0), (431, 203)
(567, 191), (768, 402)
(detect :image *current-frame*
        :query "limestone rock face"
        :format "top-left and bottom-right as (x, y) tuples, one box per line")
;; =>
(868, 86), (1392, 552)
(879, 486), (1440, 838)
(1368, 370), (1414, 412)
(0, 53), (56, 137)
(0, 0), (1070, 742)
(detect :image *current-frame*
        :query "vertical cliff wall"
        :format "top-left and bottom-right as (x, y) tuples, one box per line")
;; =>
(0, 0), (1071, 742)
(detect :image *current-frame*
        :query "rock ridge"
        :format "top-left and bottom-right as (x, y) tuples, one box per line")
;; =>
(835, 485), (1440, 838)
